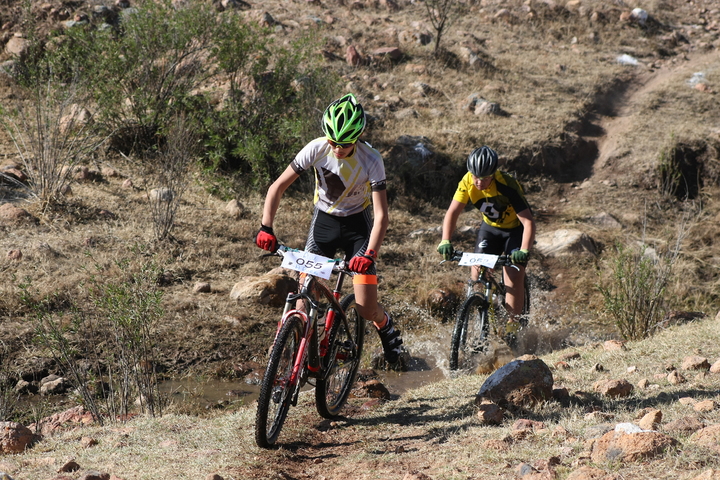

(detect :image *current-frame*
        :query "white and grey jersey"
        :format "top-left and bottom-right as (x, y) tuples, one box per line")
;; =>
(291, 137), (386, 217)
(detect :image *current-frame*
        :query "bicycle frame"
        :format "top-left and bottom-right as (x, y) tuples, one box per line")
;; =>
(272, 263), (351, 399)
(465, 265), (506, 335)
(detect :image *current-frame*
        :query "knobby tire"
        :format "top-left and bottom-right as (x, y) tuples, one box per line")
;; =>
(450, 294), (490, 371)
(315, 294), (365, 419)
(255, 315), (304, 448)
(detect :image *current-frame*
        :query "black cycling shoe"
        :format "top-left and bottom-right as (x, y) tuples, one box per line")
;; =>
(377, 313), (403, 364)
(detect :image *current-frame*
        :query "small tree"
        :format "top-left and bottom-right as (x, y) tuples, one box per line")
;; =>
(0, 77), (106, 209)
(147, 115), (197, 242)
(424, 0), (459, 55)
(597, 217), (689, 340)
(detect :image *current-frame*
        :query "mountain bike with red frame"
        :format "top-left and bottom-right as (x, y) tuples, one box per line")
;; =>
(254, 246), (365, 448)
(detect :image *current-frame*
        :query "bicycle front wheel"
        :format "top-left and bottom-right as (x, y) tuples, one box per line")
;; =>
(315, 294), (365, 418)
(255, 315), (304, 448)
(450, 294), (490, 371)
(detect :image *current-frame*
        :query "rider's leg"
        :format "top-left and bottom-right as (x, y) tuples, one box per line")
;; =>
(354, 277), (403, 364)
(503, 264), (526, 317)
(353, 281), (384, 325)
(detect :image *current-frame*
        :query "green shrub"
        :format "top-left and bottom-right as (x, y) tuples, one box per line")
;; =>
(597, 223), (687, 340)
(34, 0), (337, 190)
(23, 247), (166, 424)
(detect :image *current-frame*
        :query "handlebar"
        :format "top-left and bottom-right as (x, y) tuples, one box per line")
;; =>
(261, 245), (351, 274)
(440, 250), (519, 270)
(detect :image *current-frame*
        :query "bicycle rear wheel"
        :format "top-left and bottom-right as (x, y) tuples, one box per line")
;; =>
(450, 294), (490, 371)
(255, 315), (304, 448)
(315, 294), (365, 418)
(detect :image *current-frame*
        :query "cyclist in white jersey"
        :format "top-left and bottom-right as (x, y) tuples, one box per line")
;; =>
(255, 93), (403, 365)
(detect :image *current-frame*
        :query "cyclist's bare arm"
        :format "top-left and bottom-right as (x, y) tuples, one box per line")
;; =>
(368, 189), (389, 254)
(441, 199), (466, 241)
(261, 164), (300, 228)
(516, 208), (536, 253)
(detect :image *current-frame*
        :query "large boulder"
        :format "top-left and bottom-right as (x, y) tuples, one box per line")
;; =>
(475, 356), (553, 409)
(230, 273), (297, 307)
(535, 228), (597, 257)
(590, 423), (676, 462)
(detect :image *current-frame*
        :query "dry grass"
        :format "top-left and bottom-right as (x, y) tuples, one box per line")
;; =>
(3, 315), (719, 480)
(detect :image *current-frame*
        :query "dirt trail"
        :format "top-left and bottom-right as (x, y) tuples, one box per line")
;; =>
(583, 51), (718, 183)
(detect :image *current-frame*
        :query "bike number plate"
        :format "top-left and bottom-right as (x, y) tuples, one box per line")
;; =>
(458, 253), (499, 268)
(281, 250), (334, 280)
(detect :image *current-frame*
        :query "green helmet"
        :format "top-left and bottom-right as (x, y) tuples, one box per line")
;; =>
(322, 93), (366, 144)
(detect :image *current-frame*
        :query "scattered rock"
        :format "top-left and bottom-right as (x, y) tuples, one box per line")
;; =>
(7, 249), (21, 261)
(58, 460), (81, 472)
(0, 422), (40, 453)
(5, 36), (30, 59)
(593, 379), (633, 398)
(346, 45), (363, 66)
(193, 282), (211, 293)
(603, 340), (625, 351)
(559, 352), (581, 361)
(371, 47), (402, 61)
(711, 359), (720, 374)
(229, 273), (297, 306)
(0, 203), (31, 224)
(474, 101), (501, 116)
(637, 378), (649, 389)
(476, 357), (554, 409)
(690, 424), (720, 449)
(664, 416), (704, 434)
(552, 386), (569, 401)
(59, 104), (93, 134)
(122, 178), (134, 189)
(351, 380), (390, 399)
(535, 229), (597, 257)
(585, 412), (615, 422)
(637, 409), (662, 430)
(682, 356), (710, 371)
(590, 424), (676, 462)
(694, 400), (717, 413)
(667, 370), (686, 385)
(40, 377), (68, 395)
(149, 188), (173, 202)
(225, 199), (244, 218)
(476, 401), (504, 425)
(80, 436), (98, 448)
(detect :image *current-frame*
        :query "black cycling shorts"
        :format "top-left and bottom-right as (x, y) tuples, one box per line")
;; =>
(305, 206), (375, 276)
(474, 221), (523, 257)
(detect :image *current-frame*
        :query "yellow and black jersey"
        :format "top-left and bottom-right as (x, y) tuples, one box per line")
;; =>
(453, 170), (530, 229)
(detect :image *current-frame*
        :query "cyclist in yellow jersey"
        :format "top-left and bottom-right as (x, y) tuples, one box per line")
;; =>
(438, 146), (536, 338)
(255, 93), (403, 365)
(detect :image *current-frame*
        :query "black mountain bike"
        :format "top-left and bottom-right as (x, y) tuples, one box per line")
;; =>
(445, 251), (530, 371)
(254, 246), (365, 448)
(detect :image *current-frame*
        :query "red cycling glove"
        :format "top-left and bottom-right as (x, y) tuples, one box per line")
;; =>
(254, 224), (278, 252)
(349, 249), (376, 274)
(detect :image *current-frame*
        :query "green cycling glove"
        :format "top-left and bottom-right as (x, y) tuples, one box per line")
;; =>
(511, 248), (529, 265)
(437, 239), (453, 260)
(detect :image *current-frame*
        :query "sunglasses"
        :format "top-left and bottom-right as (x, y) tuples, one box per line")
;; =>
(328, 140), (355, 149)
